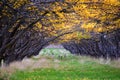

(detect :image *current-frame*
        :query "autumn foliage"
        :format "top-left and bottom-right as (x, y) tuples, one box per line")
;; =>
(0, 0), (120, 65)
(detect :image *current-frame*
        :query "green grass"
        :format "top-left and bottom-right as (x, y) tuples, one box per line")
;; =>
(1, 48), (120, 80)
(10, 58), (120, 80)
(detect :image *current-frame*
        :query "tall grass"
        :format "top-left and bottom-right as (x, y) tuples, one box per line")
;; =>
(0, 48), (120, 80)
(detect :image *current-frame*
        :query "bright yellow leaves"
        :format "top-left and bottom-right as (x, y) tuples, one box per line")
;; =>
(65, 0), (78, 3)
(27, 6), (38, 11)
(60, 32), (78, 42)
(56, 12), (65, 18)
(95, 27), (103, 32)
(12, 0), (28, 9)
(38, 0), (120, 41)
(45, 2), (62, 12)
(52, 3), (62, 12)
(35, 22), (42, 29)
(77, 32), (91, 40)
(60, 31), (91, 43)
(103, 0), (120, 6)
(2, 0), (120, 43)
(73, 2), (101, 20)
(11, 0), (38, 11)
(81, 22), (96, 32)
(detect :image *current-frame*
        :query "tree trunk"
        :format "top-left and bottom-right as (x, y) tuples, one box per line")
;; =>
(0, 58), (2, 67)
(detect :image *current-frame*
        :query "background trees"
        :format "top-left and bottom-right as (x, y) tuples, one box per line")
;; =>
(62, 0), (120, 59)
(63, 29), (120, 59)
(0, 0), (120, 65)
(0, 0), (81, 65)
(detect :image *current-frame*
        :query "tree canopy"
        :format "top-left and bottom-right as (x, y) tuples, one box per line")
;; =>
(0, 0), (120, 65)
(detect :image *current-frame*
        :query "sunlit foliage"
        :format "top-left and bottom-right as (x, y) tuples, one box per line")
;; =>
(0, 0), (120, 64)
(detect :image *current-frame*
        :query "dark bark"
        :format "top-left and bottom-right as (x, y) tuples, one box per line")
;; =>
(0, 58), (2, 66)
(63, 29), (120, 59)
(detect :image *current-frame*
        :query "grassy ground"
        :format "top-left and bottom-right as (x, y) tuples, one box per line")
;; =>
(1, 48), (120, 80)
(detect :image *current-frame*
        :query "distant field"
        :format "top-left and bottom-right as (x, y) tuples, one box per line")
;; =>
(39, 48), (73, 57)
(1, 48), (120, 80)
